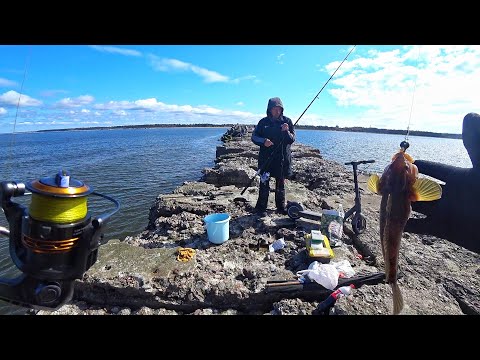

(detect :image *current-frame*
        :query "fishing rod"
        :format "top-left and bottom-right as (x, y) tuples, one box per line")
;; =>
(240, 45), (357, 196)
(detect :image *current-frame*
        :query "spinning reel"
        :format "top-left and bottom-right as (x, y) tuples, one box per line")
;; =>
(0, 170), (120, 310)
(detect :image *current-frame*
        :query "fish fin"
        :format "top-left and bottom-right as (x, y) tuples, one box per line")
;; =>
(403, 152), (414, 164)
(411, 178), (443, 201)
(367, 174), (380, 194)
(411, 163), (419, 178)
(391, 282), (404, 315)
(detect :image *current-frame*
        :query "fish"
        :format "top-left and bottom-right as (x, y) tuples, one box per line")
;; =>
(367, 149), (442, 314)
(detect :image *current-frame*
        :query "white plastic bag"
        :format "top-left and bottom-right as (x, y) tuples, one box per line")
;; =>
(296, 261), (339, 290)
(331, 259), (355, 278)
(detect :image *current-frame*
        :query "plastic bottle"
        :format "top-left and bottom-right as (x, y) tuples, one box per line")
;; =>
(315, 284), (355, 314)
(269, 237), (286, 252)
(337, 204), (345, 219)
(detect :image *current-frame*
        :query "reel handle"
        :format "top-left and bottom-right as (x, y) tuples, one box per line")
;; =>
(0, 226), (9, 237)
(1, 181), (26, 203)
(91, 191), (121, 229)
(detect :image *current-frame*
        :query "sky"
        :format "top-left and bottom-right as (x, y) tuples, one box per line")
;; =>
(0, 45), (479, 135)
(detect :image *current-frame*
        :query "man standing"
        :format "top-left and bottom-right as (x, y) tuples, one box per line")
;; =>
(251, 97), (296, 216)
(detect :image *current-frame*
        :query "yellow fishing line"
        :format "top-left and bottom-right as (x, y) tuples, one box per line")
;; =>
(29, 193), (88, 223)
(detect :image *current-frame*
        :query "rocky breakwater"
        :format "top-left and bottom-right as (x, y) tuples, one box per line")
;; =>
(41, 126), (479, 315)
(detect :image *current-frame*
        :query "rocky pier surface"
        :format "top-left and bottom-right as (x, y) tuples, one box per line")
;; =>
(40, 125), (480, 315)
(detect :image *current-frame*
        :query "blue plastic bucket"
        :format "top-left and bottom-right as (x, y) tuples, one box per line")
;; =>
(204, 213), (231, 244)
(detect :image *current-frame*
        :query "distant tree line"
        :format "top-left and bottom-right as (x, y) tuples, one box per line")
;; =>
(37, 123), (462, 139)
(295, 125), (462, 139)
(37, 123), (232, 132)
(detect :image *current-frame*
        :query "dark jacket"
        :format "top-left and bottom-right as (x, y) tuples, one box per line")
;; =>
(251, 97), (295, 178)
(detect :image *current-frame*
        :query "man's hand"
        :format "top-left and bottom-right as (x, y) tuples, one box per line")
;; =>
(281, 123), (289, 132)
(264, 138), (273, 147)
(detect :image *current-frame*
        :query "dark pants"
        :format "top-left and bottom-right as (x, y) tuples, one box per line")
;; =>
(255, 175), (286, 211)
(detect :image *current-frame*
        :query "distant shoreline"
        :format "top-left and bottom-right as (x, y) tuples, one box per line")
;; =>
(29, 123), (462, 140)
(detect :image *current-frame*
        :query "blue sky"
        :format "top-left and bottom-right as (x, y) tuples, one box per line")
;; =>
(0, 45), (479, 134)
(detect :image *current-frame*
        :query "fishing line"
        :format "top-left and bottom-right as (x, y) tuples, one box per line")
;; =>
(6, 47), (32, 180)
(29, 194), (88, 223)
(404, 46), (421, 143)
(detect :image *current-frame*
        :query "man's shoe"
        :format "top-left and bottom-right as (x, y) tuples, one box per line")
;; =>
(251, 207), (267, 217)
(276, 207), (288, 215)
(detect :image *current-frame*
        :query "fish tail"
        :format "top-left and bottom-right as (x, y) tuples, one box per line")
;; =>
(391, 282), (404, 315)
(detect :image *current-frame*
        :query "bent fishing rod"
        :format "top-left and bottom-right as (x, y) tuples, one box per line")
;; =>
(240, 45), (357, 195)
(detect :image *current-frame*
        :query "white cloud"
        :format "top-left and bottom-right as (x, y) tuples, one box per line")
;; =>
(92, 97), (262, 125)
(0, 107), (6, 115)
(134, 98), (158, 108)
(231, 75), (257, 84)
(4, 98), (264, 132)
(148, 55), (229, 83)
(0, 91), (42, 106)
(190, 65), (229, 83)
(81, 108), (90, 113)
(113, 110), (127, 116)
(148, 55), (259, 84)
(321, 45), (480, 133)
(149, 55), (229, 83)
(40, 89), (68, 97)
(89, 45), (142, 57)
(94, 100), (136, 111)
(277, 53), (285, 64)
(95, 98), (222, 115)
(236, 101), (244, 106)
(55, 95), (95, 108)
(0, 78), (18, 87)
(195, 105), (222, 115)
